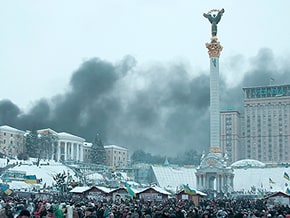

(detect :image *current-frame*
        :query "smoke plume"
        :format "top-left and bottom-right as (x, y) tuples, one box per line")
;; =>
(0, 48), (289, 156)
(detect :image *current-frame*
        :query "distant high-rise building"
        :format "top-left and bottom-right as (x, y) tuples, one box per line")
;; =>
(220, 84), (290, 164)
(243, 84), (290, 163)
(220, 110), (243, 163)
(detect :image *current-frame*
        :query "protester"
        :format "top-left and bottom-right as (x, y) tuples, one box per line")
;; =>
(17, 209), (31, 218)
(0, 194), (290, 218)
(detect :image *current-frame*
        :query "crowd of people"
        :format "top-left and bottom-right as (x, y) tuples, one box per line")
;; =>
(0, 195), (289, 218)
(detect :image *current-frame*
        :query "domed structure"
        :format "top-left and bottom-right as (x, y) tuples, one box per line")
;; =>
(231, 159), (266, 168)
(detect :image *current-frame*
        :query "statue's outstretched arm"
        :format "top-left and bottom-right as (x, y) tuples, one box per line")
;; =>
(215, 9), (225, 24)
(204, 13), (214, 23)
(203, 13), (209, 18)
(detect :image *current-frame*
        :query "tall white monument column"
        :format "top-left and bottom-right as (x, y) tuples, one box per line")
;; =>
(206, 42), (223, 148)
(196, 9), (235, 195)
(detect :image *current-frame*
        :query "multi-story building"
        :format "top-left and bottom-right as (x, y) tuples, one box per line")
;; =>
(0, 125), (25, 157)
(104, 145), (128, 168)
(221, 84), (290, 164)
(83, 142), (92, 163)
(220, 110), (243, 163)
(243, 84), (290, 163)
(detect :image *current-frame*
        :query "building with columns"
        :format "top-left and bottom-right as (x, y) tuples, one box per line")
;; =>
(37, 128), (85, 162)
(55, 132), (85, 162)
(196, 147), (234, 194)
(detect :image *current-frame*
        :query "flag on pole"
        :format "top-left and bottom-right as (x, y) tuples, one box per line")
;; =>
(269, 178), (275, 184)
(182, 184), (197, 195)
(257, 188), (264, 197)
(251, 186), (256, 192)
(284, 172), (290, 181)
(125, 182), (136, 197)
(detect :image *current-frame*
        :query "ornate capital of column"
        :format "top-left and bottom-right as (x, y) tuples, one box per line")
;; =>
(205, 41), (223, 57)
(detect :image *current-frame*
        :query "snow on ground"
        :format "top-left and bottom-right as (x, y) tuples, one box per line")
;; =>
(0, 158), (76, 190)
(0, 158), (289, 193)
(9, 163), (74, 186)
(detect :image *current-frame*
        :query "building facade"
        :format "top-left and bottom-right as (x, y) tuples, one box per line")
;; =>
(221, 84), (290, 164)
(104, 145), (128, 168)
(37, 128), (85, 162)
(243, 84), (290, 163)
(0, 125), (25, 157)
(83, 142), (92, 163)
(55, 132), (85, 162)
(220, 110), (243, 163)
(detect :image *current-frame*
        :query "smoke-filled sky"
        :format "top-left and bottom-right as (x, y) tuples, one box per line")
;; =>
(1, 1), (290, 156)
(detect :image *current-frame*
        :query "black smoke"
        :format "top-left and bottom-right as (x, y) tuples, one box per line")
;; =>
(0, 49), (289, 156)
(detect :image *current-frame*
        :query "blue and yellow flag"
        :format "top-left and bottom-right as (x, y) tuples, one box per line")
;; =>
(269, 178), (275, 184)
(4, 189), (12, 195)
(257, 188), (264, 197)
(1, 184), (13, 196)
(24, 175), (38, 184)
(125, 183), (136, 197)
(183, 184), (197, 195)
(284, 172), (290, 181)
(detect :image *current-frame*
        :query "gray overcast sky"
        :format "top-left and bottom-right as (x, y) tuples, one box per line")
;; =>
(1, 1), (290, 110)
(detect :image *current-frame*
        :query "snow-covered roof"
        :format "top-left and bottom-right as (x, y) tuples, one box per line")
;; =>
(70, 186), (91, 193)
(69, 186), (114, 194)
(37, 128), (58, 135)
(148, 186), (172, 195)
(196, 190), (207, 196)
(57, 132), (85, 142)
(104, 145), (128, 151)
(0, 125), (25, 134)
(152, 166), (196, 190)
(95, 186), (114, 193)
(151, 164), (290, 193)
(231, 159), (266, 168)
(234, 167), (289, 192)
